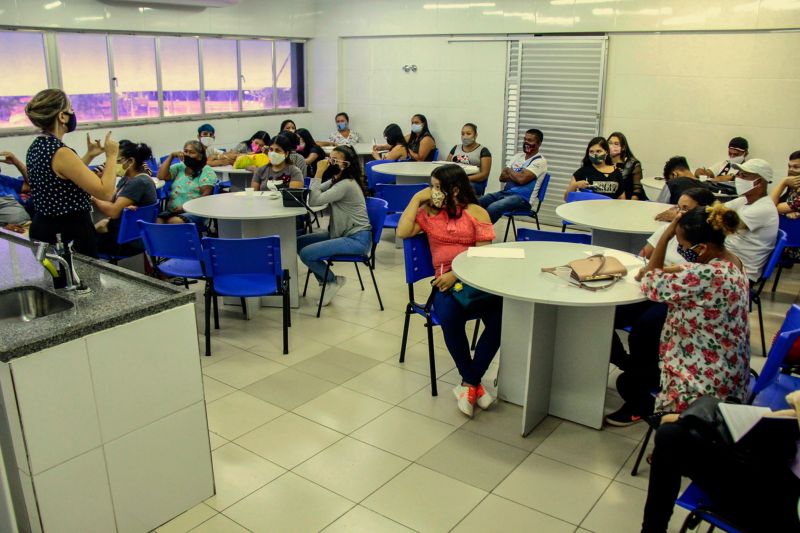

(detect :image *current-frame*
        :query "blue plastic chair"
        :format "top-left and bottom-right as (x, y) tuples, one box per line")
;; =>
(516, 227), (591, 245)
(430, 148), (440, 161)
(0, 174), (24, 202)
(366, 159), (396, 191)
(399, 234), (480, 396)
(751, 304), (800, 409)
(145, 157), (159, 175)
(673, 483), (745, 533)
(471, 180), (488, 197)
(750, 229), (788, 356)
(160, 154), (175, 165)
(771, 216), (800, 293)
(375, 183), (428, 230)
(97, 202), (159, 264)
(302, 198), (388, 317)
(501, 173), (552, 241)
(138, 219), (207, 284)
(158, 180), (173, 210)
(560, 190), (612, 232)
(202, 236), (290, 356)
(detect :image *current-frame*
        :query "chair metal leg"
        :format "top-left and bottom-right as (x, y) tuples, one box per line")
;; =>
(510, 216), (517, 241)
(399, 305), (412, 363)
(503, 216), (513, 242)
(561, 224), (567, 233)
(282, 279), (289, 355)
(426, 316), (438, 396)
(757, 298), (766, 357)
(284, 270), (292, 328)
(470, 319), (480, 351)
(771, 265), (784, 293)
(316, 263), (332, 318)
(367, 262), (384, 311)
(212, 294), (220, 330)
(631, 425), (654, 476)
(240, 297), (247, 318)
(534, 212), (540, 230)
(303, 269), (312, 297)
(183, 277), (189, 289)
(354, 262), (365, 290)
(204, 290), (212, 357)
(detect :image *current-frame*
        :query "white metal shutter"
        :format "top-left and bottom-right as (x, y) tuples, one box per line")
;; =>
(502, 36), (608, 226)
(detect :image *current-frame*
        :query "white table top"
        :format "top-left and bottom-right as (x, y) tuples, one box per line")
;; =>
(372, 161), (479, 177)
(183, 193), (306, 220)
(451, 241), (647, 307)
(322, 143), (374, 156)
(641, 176), (666, 191)
(556, 200), (671, 235)
(212, 165), (254, 175)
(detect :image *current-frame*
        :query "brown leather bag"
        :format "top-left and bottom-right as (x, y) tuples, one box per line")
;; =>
(542, 254), (628, 291)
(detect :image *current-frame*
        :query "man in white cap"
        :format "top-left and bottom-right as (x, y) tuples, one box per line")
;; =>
(724, 158), (779, 282)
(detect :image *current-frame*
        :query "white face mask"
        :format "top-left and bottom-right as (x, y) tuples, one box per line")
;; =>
(735, 177), (757, 196)
(200, 136), (214, 148)
(431, 188), (445, 208)
(410, 123), (423, 134)
(728, 155), (745, 165)
(269, 152), (285, 165)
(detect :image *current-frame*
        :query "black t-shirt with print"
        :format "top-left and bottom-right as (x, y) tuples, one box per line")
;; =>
(573, 165), (624, 198)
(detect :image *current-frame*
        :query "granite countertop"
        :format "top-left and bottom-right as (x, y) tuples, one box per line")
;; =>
(0, 235), (195, 361)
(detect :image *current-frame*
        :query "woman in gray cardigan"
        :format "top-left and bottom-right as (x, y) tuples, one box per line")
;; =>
(299, 145), (372, 306)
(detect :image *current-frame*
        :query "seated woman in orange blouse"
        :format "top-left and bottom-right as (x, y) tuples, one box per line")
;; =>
(397, 164), (501, 418)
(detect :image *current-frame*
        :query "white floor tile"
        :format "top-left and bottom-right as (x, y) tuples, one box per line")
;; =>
(202, 352), (285, 389)
(322, 505), (414, 532)
(397, 382), (471, 428)
(206, 392), (285, 441)
(351, 407), (456, 461)
(341, 363), (430, 404)
(294, 386), (393, 434)
(291, 347), (380, 384)
(242, 367), (337, 410)
(204, 443), (284, 512)
(202, 376), (236, 404)
(452, 494), (574, 533)
(336, 329), (406, 361)
(190, 513), (250, 532)
(156, 503), (217, 533)
(581, 480), (691, 533)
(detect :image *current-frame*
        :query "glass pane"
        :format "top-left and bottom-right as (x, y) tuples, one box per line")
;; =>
(57, 33), (112, 122)
(239, 40), (274, 111)
(160, 36), (201, 117)
(0, 31), (48, 128)
(202, 38), (239, 113)
(275, 41), (304, 109)
(112, 35), (159, 120)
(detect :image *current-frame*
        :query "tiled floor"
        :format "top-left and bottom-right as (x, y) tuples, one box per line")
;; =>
(156, 220), (800, 533)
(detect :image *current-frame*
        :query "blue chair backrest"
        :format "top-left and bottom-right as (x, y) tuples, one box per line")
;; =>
(761, 229), (788, 281)
(779, 216), (800, 248)
(431, 148), (440, 161)
(158, 180), (173, 201)
(366, 197), (389, 246)
(472, 180), (487, 196)
(367, 159), (395, 190)
(566, 191), (612, 203)
(137, 221), (204, 262)
(516, 228), (591, 245)
(536, 173), (551, 204)
(145, 157), (159, 175)
(202, 236), (282, 278)
(375, 183), (428, 213)
(403, 233), (435, 284)
(752, 304), (800, 399)
(117, 202), (159, 245)
(0, 174), (23, 200)
(160, 154), (174, 165)
(303, 176), (311, 189)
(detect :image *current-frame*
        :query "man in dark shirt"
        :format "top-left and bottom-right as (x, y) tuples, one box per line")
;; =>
(655, 156), (709, 204)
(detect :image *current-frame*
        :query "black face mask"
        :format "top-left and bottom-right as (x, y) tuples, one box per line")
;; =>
(65, 111), (77, 133)
(183, 154), (206, 172)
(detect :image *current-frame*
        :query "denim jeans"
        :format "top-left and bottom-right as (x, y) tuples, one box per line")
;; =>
(297, 230), (372, 282)
(478, 191), (531, 223)
(433, 289), (503, 385)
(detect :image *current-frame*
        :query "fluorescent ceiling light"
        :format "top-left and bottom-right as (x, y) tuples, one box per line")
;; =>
(44, 1), (62, 9)
(424, 2), (495, 9)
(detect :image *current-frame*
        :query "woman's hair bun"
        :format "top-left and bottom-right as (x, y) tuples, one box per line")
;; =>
(705, 202), (743, 235)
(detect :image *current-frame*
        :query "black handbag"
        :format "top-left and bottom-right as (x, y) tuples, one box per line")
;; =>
(282, 188), (308, 208)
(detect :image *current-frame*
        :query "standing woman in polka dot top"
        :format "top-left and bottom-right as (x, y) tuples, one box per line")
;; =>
(24, 89), (119, 257)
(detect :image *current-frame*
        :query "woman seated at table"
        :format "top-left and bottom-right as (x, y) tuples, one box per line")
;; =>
(608, 131), (645, 200)
(280, 119), (297, 134)
(296, 128), (326, 178)
(406, 114), (436, 161)
(607, 187), (717, 425)
(299, 146), (371, 306)
(608, 204), (751, 425)
(273, 131), (308, 177)
(397, 164), (503, 418)
(564, 137), (625, 200)
(156, 140), (216, 225)
(251, 134), (304, 191)
(318, 112), (360, 147)
(372, 124), (410, 161)
(93, 140), (158, 254)
(233, 131), (270, 156)
(446, 122), (492, 192)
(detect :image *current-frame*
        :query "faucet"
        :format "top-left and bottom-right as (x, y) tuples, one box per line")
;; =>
(33, 235), (80, 291)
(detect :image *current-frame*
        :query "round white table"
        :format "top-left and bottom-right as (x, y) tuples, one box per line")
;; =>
(322, 143), (374, 156)
(212, 165), (254, 191)
(451, 241), (647, 434)
(641, 176), (666, 200)
(556, 200), (671, 253)
(183, 193), (310, 313)
(373, 161), (479, 185)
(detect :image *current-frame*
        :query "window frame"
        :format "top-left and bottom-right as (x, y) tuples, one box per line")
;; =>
(0, 27), (308, 137)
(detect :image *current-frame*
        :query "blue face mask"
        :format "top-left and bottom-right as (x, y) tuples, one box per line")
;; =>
(676, 243), (701, 263)
(336, 122), (348, 131)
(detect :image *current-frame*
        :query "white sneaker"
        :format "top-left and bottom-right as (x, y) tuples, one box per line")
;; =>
(452, 385), (476, 418)
(320, 276), (346, 307)
(476, 384), (495, 410)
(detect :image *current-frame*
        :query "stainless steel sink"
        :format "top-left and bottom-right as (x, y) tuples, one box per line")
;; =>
(0, 287), (74, 323)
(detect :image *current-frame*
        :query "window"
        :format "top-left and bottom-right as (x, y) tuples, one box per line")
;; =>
(160, 36), (201, 117)
(275, 41), (304, 109)
(57, 33), (113, 122)
(0, 31), (49, 129)
(111, 35), (159, 120)
(202, 38), (239, 114)
(239, 40), (274, 111)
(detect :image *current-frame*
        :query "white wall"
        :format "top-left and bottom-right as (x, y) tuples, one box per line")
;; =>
(604, 32), (800, 183)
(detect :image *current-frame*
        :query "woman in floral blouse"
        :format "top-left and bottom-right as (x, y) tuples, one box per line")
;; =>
(639, 203), (751, 414)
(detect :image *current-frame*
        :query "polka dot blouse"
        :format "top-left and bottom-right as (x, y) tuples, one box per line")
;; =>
(26, 135), (91, 217)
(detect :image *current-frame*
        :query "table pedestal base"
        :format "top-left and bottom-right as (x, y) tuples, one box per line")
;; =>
(497, 299), (615, 435)
(218, 218), (299, 317)
(591, 229), (648, 255)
